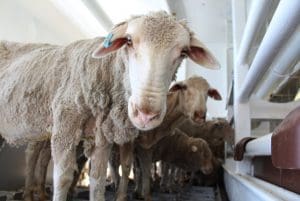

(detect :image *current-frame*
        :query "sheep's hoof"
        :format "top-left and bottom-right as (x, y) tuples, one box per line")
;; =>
(23, 191), (34, 201)
(37, 190), (50, 201)
(144, 197), (152, 201)
(133, 191), (144, 200)
(115, 194), (128, 201)
(159, 184), (169, 193)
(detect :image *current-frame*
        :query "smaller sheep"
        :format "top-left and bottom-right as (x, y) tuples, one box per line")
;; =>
(135, 128), (214, 201)
(179, 118), (234, 156)
(175, 118), (234, 186)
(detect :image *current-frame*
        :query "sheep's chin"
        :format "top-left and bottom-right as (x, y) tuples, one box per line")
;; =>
(128, 112), (165, 131)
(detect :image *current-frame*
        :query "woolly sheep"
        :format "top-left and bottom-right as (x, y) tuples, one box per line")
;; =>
(0, 11), (219, 201)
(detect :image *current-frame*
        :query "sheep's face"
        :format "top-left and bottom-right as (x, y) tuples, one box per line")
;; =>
(92, 11), (220, 131)
(169, 76), (222, 124)
(190, 139), (214, 175)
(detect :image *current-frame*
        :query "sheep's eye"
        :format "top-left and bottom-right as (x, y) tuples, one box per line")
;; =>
(180, 48), (188, 58)
(127, 35), (133, 46)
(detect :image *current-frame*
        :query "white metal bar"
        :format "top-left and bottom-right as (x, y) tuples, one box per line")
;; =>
(235, 0), (273, 66)
(224, 166), (300, 201)
(231, 0), (251, 174)
(81, 0), (113, 31)
(255, 31), (300, 99)
(250, 99), (300, 119)
(238, 0), (300, 103)
(245, 133), (272, 156)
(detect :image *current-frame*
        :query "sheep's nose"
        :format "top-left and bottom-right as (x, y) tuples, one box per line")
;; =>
(193, 111), (206, 123)
(201, 165), (213, 175)
(136, 107), (160, 125)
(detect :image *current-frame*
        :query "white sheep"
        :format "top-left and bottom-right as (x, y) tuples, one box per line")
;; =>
(0, 11), (219, 201)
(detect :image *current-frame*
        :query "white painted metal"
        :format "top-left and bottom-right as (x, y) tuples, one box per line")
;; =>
(231, 0), (249, 143)
(224, 166), (300, 201)
(231, 0), (251, 174)
(238, 0), (300, 103)
(81, 0), (113, 31)
(234, 0), (273, 67)
(250, 99), (300, 119)
(232, 0), (273, 144)
(245, 133), (272, 156)
(255, 31), (300, 99)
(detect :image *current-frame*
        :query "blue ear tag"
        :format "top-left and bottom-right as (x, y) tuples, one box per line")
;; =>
(103, 33), (113, 48)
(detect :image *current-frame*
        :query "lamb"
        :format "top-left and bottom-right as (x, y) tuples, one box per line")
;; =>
(164, 118), (234, 187)
(135, 128), (215, 201)
(179, 118), (234, 159)
(0, 11), (220, 201)
(24, 76), (221, 201)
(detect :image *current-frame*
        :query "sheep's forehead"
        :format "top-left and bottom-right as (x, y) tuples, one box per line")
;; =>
(128, 14), (190, 49)
(186, 77), (210, 92)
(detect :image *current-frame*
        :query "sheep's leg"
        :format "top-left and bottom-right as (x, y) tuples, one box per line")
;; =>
(159, 162), (169, 192)
(139, 149), (153, 201)
(109, 143), (120, 190)
(51, 110), (82, 201)
(35, 140), (51, 201)
(116, 142), (133, 201)
(24, 141), (44, 201)
(68, 141), (88, 198)
(133, 156), (143, 199)
(89, 133), (112, 201)
(167, 166), (177, 192)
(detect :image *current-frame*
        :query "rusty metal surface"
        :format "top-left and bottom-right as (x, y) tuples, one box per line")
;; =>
(272, 106), (300, 169)
(254, 156), (300, 194)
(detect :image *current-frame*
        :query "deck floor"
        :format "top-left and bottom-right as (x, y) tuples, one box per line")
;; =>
(0, 183), (218, 201)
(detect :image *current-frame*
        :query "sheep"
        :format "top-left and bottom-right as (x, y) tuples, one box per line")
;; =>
(167, 118), (234, 187)
(135, 128), (215, 201)
(24, 75), (221, 201)
(179, 118), (234, 159)
(0, 11), (219, 201)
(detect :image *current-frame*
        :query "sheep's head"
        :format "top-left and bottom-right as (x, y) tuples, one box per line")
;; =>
(189, 138), (214, 175)
(92, 11), (220, 131)
(169, 76), (222, 124)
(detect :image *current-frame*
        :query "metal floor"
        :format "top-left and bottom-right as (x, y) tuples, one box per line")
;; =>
(0, 184), (218, 201)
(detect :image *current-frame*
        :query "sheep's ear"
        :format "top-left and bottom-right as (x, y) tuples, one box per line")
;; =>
(191, 145), (198, 152)
(208, 88), (222, 100)
(188, 37), (220, 69)
(93, 22), (128, 58)
(169, 82), (187, 92)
